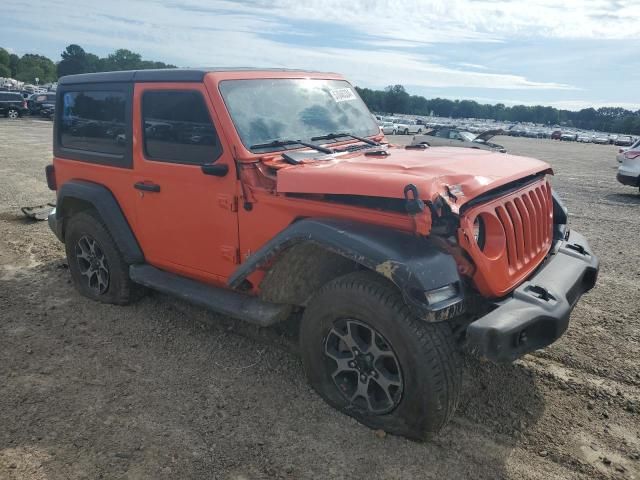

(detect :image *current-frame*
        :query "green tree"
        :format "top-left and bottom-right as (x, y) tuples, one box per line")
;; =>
(101, 49), (142, 71)
(8, 54), (19, 77)
(0, 48), (10, 78)
(383, 85), (410, 114)
(15, 54), (56, 83)
(58, 44), (90, 77)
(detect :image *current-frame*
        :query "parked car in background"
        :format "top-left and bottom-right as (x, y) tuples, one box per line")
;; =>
(380, 121), (397, 135)
(577, 134), (592, 143)
(28, 92), (57, 116)
(412, 128), (506, 152)
(593, 135), (610, 145)
(615, 135), (634, 147)
(560, 133), (578, 141)
(617, 148), (640, 192)
(551, 130), (562, 140)
(616, 137), (640, 163)
(393, 119), (423, 135)
(0, 91), (28, 119)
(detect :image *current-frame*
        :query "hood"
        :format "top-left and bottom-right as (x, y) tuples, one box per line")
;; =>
(276, 146), (551, 211)
(474, 129), (504, 142)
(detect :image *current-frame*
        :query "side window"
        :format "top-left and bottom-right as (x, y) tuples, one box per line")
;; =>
(60, 90), (127, 156)
(435, 129), (449, 138)
(142, 90), (221, 164)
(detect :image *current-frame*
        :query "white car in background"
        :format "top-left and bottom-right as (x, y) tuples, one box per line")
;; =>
(617, 137), (640, 163)
(392, 119), (423, 135)
(379, 121), (397, 135)
(617, 146), (640, 191)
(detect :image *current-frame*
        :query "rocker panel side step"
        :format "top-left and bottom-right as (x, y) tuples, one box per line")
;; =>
(129, 264), (291, 327)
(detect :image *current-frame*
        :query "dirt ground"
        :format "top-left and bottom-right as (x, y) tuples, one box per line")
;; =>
(0, 118), (638, 480)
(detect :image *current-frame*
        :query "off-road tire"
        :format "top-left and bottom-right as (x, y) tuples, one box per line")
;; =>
(7, 108), (19, 119)
(65, 211), (141, 305)
(299, 271), (462, 440)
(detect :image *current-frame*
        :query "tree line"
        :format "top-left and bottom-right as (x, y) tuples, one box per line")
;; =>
(355, 85), (640, 135)
(0, 44), (175, 84)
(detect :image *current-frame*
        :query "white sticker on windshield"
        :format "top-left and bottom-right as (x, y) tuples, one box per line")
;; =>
(329, 88), (357, 102)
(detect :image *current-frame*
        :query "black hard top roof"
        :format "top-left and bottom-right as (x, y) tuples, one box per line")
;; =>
(58, 67), (327, 85)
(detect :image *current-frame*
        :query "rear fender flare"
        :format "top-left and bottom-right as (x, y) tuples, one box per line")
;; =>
(55, 180), (144, 264)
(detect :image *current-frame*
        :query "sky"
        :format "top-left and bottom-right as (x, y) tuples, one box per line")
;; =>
(1, 0), (639, 111)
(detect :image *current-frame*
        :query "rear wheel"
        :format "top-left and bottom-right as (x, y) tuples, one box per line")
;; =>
(299, 271), (462, 440)
(65, 211), (141, 305)
(7, 108), (19, 119)
(404, 128), (409, 135)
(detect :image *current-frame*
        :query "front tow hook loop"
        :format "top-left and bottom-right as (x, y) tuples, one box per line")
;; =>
(403, 184), (425, 214)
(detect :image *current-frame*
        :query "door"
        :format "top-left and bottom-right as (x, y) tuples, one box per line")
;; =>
(132, 83), (239, 283)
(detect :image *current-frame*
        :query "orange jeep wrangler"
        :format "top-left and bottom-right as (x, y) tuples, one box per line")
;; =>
(46, 69), (598, 440)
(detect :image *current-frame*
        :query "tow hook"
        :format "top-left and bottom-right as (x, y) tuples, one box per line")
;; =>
(404, 184), (430, 236)
(403, 184), (425, 214)
(566, 243), (588, 256)
(526, 284), (555, 302)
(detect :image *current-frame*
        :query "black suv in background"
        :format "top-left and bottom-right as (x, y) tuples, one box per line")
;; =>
(28, 92), (57, 117)
(0, 92), (28, 119)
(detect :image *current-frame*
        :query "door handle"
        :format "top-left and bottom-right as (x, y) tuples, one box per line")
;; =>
(134, 182), (161, 192)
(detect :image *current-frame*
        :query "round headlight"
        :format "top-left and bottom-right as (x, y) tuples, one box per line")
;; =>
(473, 216), (485, 250)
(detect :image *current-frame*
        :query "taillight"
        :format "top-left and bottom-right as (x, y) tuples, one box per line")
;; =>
(45, 164), (56, 190)
(624, 151), (640, 160)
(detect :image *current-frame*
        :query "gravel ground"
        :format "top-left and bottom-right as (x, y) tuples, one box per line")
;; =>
(0, 118), (639, 480)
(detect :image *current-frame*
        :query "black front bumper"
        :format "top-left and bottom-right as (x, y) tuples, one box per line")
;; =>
(465, 229), (599, 362)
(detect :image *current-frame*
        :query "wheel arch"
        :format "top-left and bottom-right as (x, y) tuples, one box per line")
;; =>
(230, 219), (464, 321)
(56, 180), (144, 264)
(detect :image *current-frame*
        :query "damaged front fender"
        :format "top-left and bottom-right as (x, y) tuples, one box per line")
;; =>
(228, 218), (465, 321)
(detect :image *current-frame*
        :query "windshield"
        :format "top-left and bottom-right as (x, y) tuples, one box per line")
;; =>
(219, 79), (379, 152)
(460, 131), (476, 142)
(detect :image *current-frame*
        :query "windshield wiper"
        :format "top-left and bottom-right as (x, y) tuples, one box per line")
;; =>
(249, 139), (333, 154)
(310, 132), (380, 146)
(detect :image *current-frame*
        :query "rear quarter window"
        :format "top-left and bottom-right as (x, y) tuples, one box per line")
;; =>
(60, 91), (126, 155)
(55, 83), (133, 167)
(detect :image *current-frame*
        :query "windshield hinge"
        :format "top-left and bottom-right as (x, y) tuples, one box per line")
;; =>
(218, 194), (238, 212)
(221, 245), (240, 264)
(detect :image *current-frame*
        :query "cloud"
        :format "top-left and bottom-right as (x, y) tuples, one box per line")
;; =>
(0, 0), (578, 93)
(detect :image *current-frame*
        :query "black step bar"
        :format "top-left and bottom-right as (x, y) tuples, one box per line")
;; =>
(129, 265), (291, 327)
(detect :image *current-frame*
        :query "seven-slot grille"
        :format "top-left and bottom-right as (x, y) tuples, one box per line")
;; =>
(493, 181), (552, 273)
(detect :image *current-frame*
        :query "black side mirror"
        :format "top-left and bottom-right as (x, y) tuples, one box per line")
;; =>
(201, 164), (228, 177)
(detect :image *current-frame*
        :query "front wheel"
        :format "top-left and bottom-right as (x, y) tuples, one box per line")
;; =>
(299, 271), (462, 440)
(392, 129), (397, 135)
(7, 109), (19, 119)
(404, 129), (409, 135)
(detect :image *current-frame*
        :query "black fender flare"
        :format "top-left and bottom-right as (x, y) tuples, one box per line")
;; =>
(228, 219), (464, 317)
(55, 180), (144, 264)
